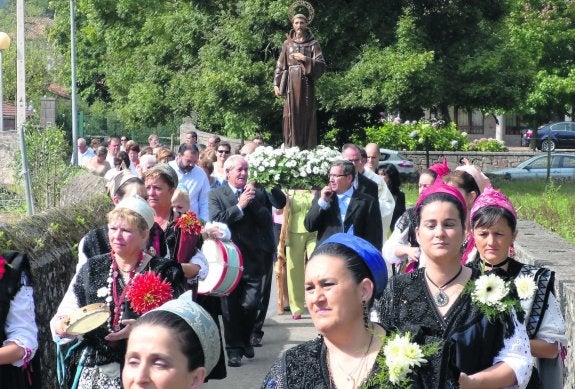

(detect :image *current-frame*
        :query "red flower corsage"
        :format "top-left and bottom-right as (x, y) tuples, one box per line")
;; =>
(174, 211), (203, 235)
(0, 256), (8, 280)
(128, 272), (173, 315)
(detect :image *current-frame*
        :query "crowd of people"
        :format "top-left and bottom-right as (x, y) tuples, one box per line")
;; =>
(0, 130), (567, 388)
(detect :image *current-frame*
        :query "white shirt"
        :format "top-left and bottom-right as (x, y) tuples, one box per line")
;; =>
(3, 276), (38, 367)
(168, 161), (211, 221)
(71, 148), (95, 166)
(359, 169), (395, 242)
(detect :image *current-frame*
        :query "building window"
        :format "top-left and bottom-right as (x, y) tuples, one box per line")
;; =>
(505, 115), (522, 135)
(455, 109), (484, 134)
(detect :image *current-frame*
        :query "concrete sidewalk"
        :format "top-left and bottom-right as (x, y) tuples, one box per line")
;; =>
(204, 283), (317, 389)
(204, 313), (316, 389)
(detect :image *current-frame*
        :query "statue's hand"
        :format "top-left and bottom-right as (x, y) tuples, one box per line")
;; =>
(274, 85), (282, 98)
(290, 52), (306, 62)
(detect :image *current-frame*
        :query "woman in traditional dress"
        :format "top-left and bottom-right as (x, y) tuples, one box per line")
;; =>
(0, 251), (39, 388)
(262, 233), (388, 388)
(377, 180), (533, 388)
(467, 186), (566, 388)
(382, 160), (447, 273)
(123, 291), (221, 389)
(51, 196), (185, 389)
(143, 164), (227, 380)
(444, 165), (490, 264)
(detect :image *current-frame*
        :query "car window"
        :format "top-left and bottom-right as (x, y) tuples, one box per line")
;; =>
(568, 123), (575, 132)
(559, 156), (575, 168)
(551, 123), (568, 132)
(380, 154), (390, 161)
(526, 157), (549, 169)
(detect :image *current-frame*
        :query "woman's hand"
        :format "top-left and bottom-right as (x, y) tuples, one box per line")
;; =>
(55, 315), (74, 338)
(459, 373), (479, 389)
(104, 319), (136, 342)
(290, 52), (307, 63)
(406, 246), (420, 262)
(274, 85), (282, 98)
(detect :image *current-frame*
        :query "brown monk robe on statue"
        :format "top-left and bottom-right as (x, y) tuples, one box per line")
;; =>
(274, 3), (325, 150)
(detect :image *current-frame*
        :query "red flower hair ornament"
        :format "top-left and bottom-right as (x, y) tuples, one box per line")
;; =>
(128, 272), (173, 315)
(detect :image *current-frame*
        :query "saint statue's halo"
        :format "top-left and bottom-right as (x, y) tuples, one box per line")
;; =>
(288, 1), (315, 24)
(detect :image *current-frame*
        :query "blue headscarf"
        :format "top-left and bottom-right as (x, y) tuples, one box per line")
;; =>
(319, 233), (388, 296)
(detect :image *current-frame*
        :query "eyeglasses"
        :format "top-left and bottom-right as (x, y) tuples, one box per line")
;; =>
(217, 150), (231, 154)
(329, 174), (348, 179)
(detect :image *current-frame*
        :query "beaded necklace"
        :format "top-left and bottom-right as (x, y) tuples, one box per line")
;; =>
(106, 250), (144, 332)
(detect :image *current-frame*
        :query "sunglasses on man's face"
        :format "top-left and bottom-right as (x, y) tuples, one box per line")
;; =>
(217, 150), (231, 154)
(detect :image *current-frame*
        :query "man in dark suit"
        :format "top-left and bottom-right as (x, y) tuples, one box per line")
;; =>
(208, 155), (285, 367)
(304, 160), (383, 250)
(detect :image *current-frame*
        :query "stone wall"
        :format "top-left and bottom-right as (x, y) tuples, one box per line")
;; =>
(399, 150), (545, 173)
(514, 220), (574, 388)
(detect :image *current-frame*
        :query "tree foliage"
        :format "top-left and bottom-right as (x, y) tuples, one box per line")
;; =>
(43, 0), (575, 142)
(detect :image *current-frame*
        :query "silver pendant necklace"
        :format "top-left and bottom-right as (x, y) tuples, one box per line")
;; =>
(425, 266), (463, 307)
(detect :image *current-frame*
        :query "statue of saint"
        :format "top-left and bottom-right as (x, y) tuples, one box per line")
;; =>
(274, 3), (325, 150)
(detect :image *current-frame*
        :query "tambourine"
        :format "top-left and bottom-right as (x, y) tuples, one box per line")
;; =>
(65, 303), (111, 335)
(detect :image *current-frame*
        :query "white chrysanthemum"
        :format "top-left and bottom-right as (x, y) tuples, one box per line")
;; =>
(97, 287), (108, 298)
(387, 362), (410, 384)
(258, 166), (265, 172)
(515, 275), (537, 300)
(473, 274), (509, 306)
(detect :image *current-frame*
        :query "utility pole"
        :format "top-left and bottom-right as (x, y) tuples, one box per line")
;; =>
(16, 0), (35, 216)
(70, 0), (79, 165)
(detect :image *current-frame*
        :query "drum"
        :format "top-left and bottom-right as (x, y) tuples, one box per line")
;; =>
(65, 303), (110, 335)
(199, 239), (244, 296)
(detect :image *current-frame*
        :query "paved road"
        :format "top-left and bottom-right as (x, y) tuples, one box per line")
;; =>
(204, 280), (316, 389)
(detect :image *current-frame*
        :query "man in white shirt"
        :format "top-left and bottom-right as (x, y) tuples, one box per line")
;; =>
(168, 143), (211, 221)
(342, 144), (395, 243)
(71, 137), (95, 166)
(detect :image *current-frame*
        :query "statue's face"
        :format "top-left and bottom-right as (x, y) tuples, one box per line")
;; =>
(292, 17), (308, 32)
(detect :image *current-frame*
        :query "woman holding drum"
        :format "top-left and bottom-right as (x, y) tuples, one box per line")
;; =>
(51, 196), (185, 389)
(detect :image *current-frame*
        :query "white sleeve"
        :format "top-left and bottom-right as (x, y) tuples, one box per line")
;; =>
(377, 180), (395, 233)
(76, 236), (89, 273)
(49, 272), (81, 344)
(198, 174), (211, 221)
(534, 292), (567, 346)
(382, 221), (410, 265)
(189, 250), (209, 282)
(494, 310), (533, 389)
(3, 280), (38, 367)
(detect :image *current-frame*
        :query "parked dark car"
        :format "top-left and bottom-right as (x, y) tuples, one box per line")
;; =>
(532, 121), (575, 151)
(486, 153), (575, 180)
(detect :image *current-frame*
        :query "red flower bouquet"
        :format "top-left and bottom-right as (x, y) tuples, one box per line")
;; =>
(174, 211), (203, 235)
(175, 211), (203, 264)
(128, 272), (173, 315)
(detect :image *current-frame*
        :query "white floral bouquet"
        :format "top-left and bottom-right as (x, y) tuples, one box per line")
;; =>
(465, 273), (522, 322)
(247, 145), (340, 190)
(367, 332), (439, 388)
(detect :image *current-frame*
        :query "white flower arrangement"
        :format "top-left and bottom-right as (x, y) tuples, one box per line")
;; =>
(367, 332), (439, 388)
(246, 145), (340, 190)
(384, 333), (427, 384)
(465, 273), (521, 323)
(514, 275), (537, 300)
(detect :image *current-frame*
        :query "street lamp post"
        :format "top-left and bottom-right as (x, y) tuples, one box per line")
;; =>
(0, 32), (11, 133)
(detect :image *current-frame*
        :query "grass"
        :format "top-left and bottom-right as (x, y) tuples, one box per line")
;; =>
(403, 180), (575, 245)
